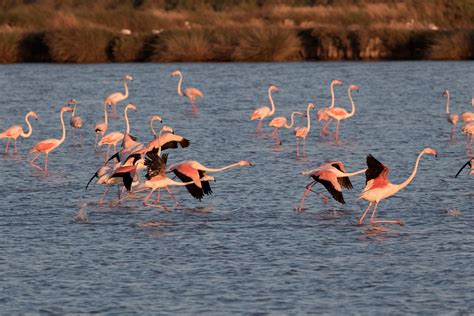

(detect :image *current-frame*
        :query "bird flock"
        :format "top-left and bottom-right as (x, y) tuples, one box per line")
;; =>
(0, 70), (472, 225)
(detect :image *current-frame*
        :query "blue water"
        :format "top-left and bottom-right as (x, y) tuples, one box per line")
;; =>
(0, 62), (473, 314)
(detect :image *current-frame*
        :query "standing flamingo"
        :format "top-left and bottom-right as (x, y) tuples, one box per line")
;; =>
(251, 85), (279, 133)
(94, 102), (108, 150)
(357, 148), (437, 226)
(269, 111), (303, 145)
(295, 161), (367, 212)
(68, 98), (83, 145)
(455, 158), (473, 177)
(326, 84), (359, 144)
(317, 79), (342, 136)
(150, 115), (163, 138)
(168, 160), (254, 201)
(30, 106), (73, 171)
(104, 74), (133, 118)
(442, 90), (459, 139)
(0, 111), (38, 153)
(294, 103), (315, 157)
(171, 70), (203, 113)
(98, 103), (137, 160)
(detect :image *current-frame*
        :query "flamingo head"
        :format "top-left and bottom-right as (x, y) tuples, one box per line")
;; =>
(171, 70), (181, 77)
(27, 111), (39, 120)
(308, 103), (316, 110)
(161, 125), (174, 134)
(151, 115), (163, 123)
(62, 106), (73, 113)
(350, 84), (360, 92)
(124, 74), (134, 81)
(442, 90), (448, 97)
(200, 175), (216, 182)
(238, 160), (254, 167)
(126, 103), (137, 112)
(67, 98), (77, 105)
(423, 147), (438, 157)
(332, 79), (342, 86)
(269, 85), (279, 93)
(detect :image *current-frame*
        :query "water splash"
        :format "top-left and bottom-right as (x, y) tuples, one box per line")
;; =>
(446, 208), (462, 217)
(74, 202), (90, 223)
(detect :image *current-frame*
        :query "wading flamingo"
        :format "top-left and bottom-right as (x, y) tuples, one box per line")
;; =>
(269, 111), (303, 145)
(461, 122), (474, 149)
(94, 102), (108, 149)
(86, 164), (123, 205)
(251, 85), (279, 133)
(357, 147), (437, 226)
(295, 161), (366, 212)
(104, 74), (133, 118)
(455, 158), (473, 177)
(98, 103), (137, 160)
(168, 160), (254, 201)
(317, 79), (342, 136)
(326, 84), (359, 144)
(294, 103), (315, 157)
(30, 106), (72, 171)
(171, 70), (203, 113)
(442, 90), (459, 139)
(0, 111), (38, 153)
(150, 115), (163, 138)
(69, 98), (83, 145)
(461, 97), (474, 123)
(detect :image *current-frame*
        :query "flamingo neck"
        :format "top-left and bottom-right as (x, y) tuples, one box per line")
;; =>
(268, 89), (276, 115)
(123, 80), (129, 99)
(169, 178), (194, 186)
(177, 73), (184, 96)
(330, 82), (336, 108)
(59, 110), (67, 144)
(284, 112), (299, 128)
(157, 130), (167, 156)
(72, 103), (77, 116)
(103, 104), (108, 125)
(394, 150), (427, 193)
(21, 113), (34, 138)
(445, 92), (450, 114)
(124, 108), (131, 134)
(346, 88), (356, 119)
(199, 162), (243, 173)
(341, 169), (367, 177)
(150, 120), (157, 138)
(305, 105), (312, 131)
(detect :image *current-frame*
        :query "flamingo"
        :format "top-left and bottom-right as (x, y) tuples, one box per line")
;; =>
(455, 158), (473, 177)
(294, 103), (315, 157)
(30, 106), (72, 171)
(150, 115), (163, 138)
(442, 90), (459, 139)
(145, 126), (190, 153)
(94, 102), (108, 150)
(326, 84), (359, 144)
(268, 111), (303, 145)
(168, 160), (254, 201)
(171, 70), (203, 113)
(295, 161), (367, 212)
(98, 103), (137, 160)
(461, 122), (474, 148)
(317, 79), (342, 136)
(460, 96), (474, 123)
(0, 111), (38, 153)
(357, 147), (437, 226)
(104, 74), (133, 118)
(251, 85), (278, 133)
(68, 98), (83, 145)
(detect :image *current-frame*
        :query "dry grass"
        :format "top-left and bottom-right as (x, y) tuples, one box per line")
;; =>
(0, 32), (21, 63)
(427, 32), (473, 60)
(109, 34), (145, 62)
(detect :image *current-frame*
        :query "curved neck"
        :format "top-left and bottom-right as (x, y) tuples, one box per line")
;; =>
(199, 162), (243, 173)
(21, 114), (34, 138)
(104, 104), (108, 125)
(150, 120), (157, 138)
(123, 80), (129, 99)
(330, 82), (336, 108)
(268, 89), (276, 115)
(124, 108), (131, 134)
(346, 88), (356, 118)
(59, 110), (67, 144)
(445, 92), (450, 114)
(284, 112), (300, 128)
(177, 73), (183, 96)
(394, 151), (427, 192)
(305, 105), (312, 131)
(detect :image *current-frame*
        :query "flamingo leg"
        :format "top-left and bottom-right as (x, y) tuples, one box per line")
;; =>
(275, 129), (281, 145)
(295, 181), (317, 212)
(98, 188), (109, 205)
(153, 189), (161, 204)
(30, 153), (42, 170)
(44, 153), (48, 172)
(190, 98), (198, 113)
(334, 120), (340, 144)
(112, 104), (117, 119)
(71, 128), (75, 144)
(357, 202), (373, 225)
(144, 189), (168, 210)
(302, 138), (306, 156)
(13, 138), (17, 153)
(5, 138), (10, 153)
(321, 118), (333, 136)
(165, 186), (180, 206)
(79, 129), (83, 146)
(256, 120), (263, 134)
(369, 202), (403, 225)
(296, 137), (299, 157)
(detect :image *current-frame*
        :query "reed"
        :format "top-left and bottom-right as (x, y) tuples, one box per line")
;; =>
(427, 31), (473, 60)
(109, 34), (145, 62)
(0, 32), (21, 63)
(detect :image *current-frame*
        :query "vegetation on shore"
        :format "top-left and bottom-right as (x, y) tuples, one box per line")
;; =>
(0, 0), (473, 63)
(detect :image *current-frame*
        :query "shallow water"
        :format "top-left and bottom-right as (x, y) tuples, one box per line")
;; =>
(0, 62), (473, 314)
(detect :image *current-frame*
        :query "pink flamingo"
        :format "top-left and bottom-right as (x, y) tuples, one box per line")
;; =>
(104, 74), (133, 118)
(461, 96), (474, 123)
(326, 84), (359, 144)
(295, 161), (367, 211)
(168, 160), (254, 201)
(251, 85), (279, 133)
(357, 147), (437, 226)
(94, 102), (108, 150)
(294, 103), (315, 157)
(171, 70), (203, 113)
(317, 79), (342, 136)
(68, 98), (83, 145)
(150, 115), (163, 138)
(455, 158), (473, 177)
(98, 103), (137, 160)
(145, 126), (189, 153)
(269, 111), (303, 145)
(30, 106), (72, 171)
(0, 111), (38, 153)
(442, 90), (459, 139)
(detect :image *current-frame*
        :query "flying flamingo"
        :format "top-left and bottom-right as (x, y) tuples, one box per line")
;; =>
(98, 103), (137, 160)
(326, 84), (359, 144)
(317, 79), (342, 136)
(0, 111), (38, 153)
(104, 74), (133, 118)
(251, 85), (279, 133)
(68, 98), (83, 145)
(295, 161), (367, 212)
(455, 158), (473, 177)
(168, 159), (254, 201)
(357, 147), (437, 226)
(269, 111), (303, 145)
(294, 103), (315, 157)
(94, 102), (108, 150)
(30, 106), (73, 171)
(145, 126), (190, 153)
(150, 115), (163, 138)
(442, 90), (459, 139)
(171, 70), (203, 113)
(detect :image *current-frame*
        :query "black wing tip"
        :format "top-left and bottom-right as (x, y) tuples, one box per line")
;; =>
(180, 138), (190, 148)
